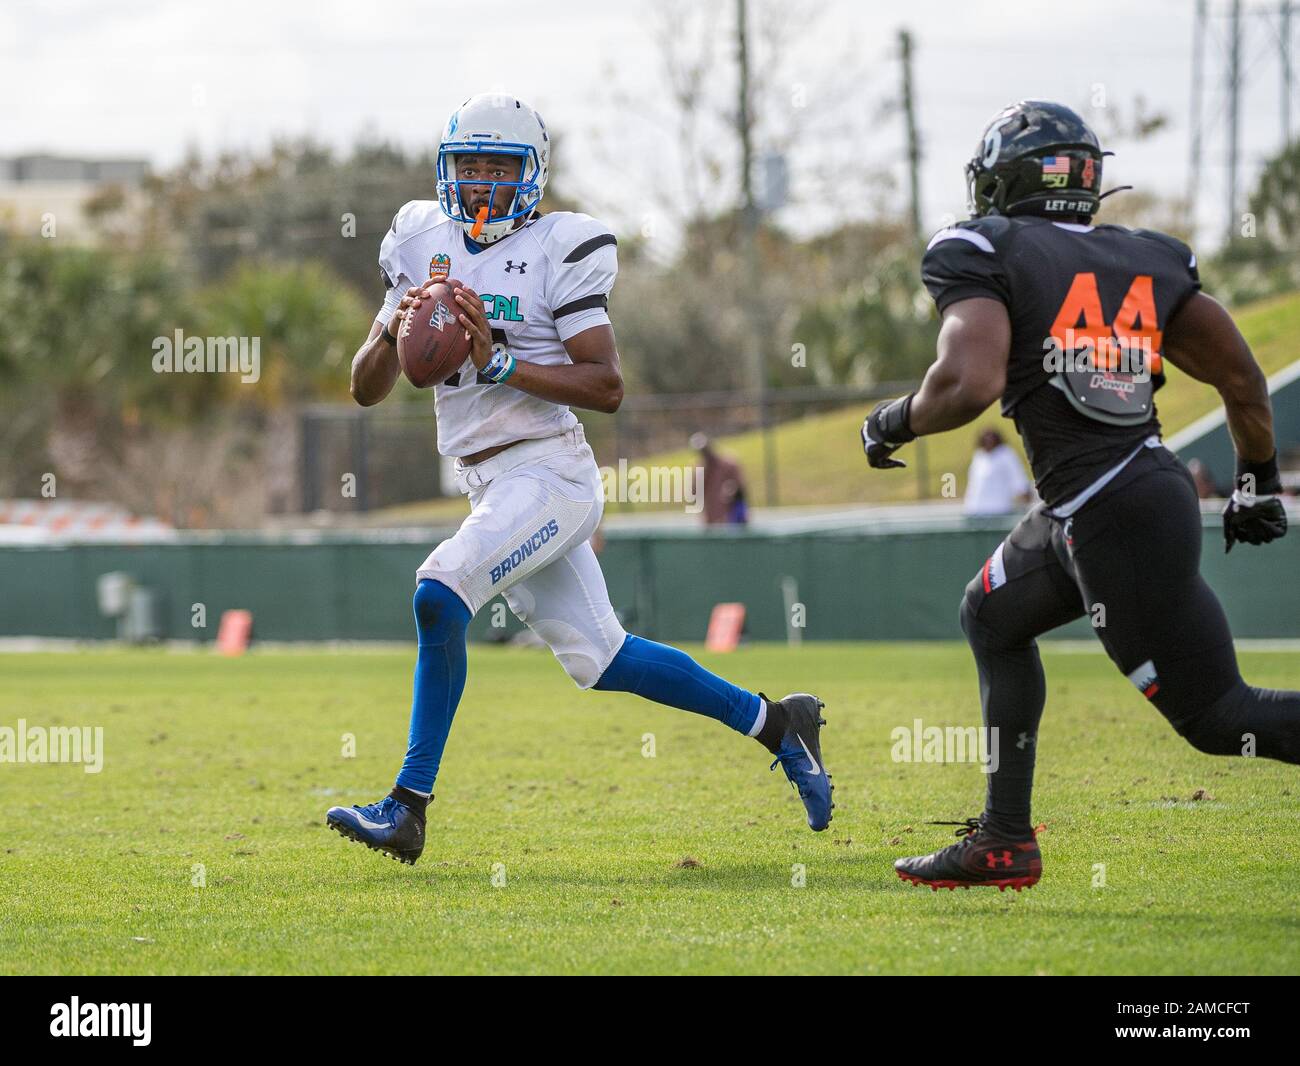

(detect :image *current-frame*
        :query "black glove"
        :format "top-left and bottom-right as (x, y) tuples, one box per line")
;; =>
(862, 394), (917, 470)
(1223, 495), (1288, 552)
(1223, 452), (1288, 553)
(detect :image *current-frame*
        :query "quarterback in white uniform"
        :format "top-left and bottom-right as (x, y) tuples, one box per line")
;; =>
(327, 94), (833, 866)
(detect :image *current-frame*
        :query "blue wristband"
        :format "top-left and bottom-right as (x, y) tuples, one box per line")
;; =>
(484, 349), (516, 383)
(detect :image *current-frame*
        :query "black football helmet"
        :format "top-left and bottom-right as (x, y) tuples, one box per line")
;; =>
(966, 101), (1105, 219)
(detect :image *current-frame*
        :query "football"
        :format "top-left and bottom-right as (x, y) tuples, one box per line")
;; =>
(397, 278), (473, 388)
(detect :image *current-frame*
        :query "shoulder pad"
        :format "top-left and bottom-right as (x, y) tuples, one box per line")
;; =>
(925, 215), (1013, 256)
(922, 216), (1013, 311)
(379, 200), (447, 290)
(532, 211), (618, 264)
(1130, 228), (1198, 274)
(389, 199), (447, 240)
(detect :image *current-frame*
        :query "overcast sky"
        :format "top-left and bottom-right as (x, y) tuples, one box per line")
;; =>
(3, 0), (1296, 250)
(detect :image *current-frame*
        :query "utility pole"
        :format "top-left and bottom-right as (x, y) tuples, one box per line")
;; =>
(1189, 0), (1206, 242)
(736, 0), (778, 505)
(1227, 0), (1242, 243)
(737, 0), (756, 220)
(899, 28), (922, 243)
(1283, 1), (1294, 144)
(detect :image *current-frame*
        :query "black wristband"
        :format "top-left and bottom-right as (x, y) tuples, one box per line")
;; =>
(1234, 452), (1281, 496)
(381, 324), (398, 348)
(878, 393), (918, 445)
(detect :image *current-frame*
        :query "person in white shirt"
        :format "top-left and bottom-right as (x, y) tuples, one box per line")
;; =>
(325, 94), (833, 865)
(964, 429), (1032, 515)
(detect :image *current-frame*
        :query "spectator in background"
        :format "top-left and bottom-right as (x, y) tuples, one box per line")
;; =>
(1186, 458), (1224, 499)
(727, 483), (749, 525)
(964, 428), (1032, 516)
(691, 433), (749, 526)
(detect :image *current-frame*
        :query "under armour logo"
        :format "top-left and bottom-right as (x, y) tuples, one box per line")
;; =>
(504, 260), (527, 273)
(1016, 732), (1034, 750)
(986, 850), (1013, 869)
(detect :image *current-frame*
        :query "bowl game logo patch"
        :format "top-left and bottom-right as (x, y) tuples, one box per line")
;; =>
(430, 253), (451, 280)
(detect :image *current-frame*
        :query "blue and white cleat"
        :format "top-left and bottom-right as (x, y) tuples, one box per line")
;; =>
(326, 792), (426, 865)
(765, 693), (834, 831)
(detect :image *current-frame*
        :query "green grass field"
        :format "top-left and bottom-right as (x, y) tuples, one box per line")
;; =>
(2, 643), (1298, 975)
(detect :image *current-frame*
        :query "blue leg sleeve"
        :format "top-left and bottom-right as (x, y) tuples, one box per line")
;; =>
(593, 634), (761, 735)
(395, 579), (472, 793)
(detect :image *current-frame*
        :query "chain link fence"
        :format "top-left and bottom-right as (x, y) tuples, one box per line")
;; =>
(297, 382), (924, 516)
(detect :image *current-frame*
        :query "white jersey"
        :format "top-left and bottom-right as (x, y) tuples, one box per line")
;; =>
(964, 444), (1032, 516)
(376, 201), (618, 457)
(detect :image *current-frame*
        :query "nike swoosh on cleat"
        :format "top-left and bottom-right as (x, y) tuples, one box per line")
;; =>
(796, 733), (822, 776)
(342, 810), (389, 831)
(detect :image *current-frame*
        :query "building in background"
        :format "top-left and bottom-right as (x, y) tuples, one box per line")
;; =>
(0, 153), (149, 243)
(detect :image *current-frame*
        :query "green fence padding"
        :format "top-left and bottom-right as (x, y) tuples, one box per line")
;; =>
(1, 513), (1294, 642)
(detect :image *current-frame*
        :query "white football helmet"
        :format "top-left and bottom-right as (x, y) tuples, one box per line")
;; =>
(436, 93), (551, 245)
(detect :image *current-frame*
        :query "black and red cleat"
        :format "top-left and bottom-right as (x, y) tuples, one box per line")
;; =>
(894, 816), (1041, 892)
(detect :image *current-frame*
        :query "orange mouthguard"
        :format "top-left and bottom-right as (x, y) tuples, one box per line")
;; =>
(470, 205), (489, 239)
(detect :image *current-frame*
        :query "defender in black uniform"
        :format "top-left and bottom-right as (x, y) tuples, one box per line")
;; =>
(862, 101), (1297, 891)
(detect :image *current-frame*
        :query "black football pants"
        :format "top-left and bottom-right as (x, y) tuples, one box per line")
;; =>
(959, 444), (1300, 837)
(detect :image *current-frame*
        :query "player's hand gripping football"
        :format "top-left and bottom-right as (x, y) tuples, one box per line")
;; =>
(386, 286), (429, 341)
(453, 284), (493, 371)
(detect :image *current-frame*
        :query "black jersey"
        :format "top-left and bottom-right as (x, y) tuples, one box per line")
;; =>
(921, 216), (1201, 507)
